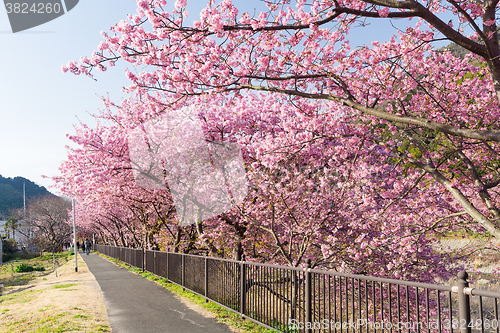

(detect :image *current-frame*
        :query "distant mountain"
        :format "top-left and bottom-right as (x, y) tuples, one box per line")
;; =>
(0, 175), (53, 219)
(445, 42), (469, 59)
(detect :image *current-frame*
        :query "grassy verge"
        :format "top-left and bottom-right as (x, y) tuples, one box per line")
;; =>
(0, 251), (73, 290)
(0, 252), (110, 333)
(96, 252), (277, 333)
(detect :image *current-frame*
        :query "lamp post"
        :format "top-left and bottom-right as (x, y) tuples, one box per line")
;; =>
(72, 198), (77, 272)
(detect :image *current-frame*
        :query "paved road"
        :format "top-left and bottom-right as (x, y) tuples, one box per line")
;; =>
(80, 251), (233, 333)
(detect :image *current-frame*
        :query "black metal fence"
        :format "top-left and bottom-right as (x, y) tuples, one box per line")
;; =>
(94, 244), (500, 333)
(97, 245), (143, 271)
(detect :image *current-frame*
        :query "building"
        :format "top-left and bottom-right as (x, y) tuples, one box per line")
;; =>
(0, 220), (6, 238)
(0, 219), (33, 250)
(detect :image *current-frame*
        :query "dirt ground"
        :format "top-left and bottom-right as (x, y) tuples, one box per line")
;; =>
(0, 253), (110, 332)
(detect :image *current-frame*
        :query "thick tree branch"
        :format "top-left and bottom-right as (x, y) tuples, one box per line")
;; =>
(240, 84), (500, 142)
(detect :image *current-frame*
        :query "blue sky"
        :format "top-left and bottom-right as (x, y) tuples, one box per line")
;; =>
(0, 1), (140, 192)
(0, 0), (428, 194)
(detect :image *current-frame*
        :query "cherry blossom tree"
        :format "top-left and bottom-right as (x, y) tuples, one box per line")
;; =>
(54, 118), (177, 250)
(63, 0), (500, 241)
(52, 90), (459, 282)
(198, 92), (460, 280)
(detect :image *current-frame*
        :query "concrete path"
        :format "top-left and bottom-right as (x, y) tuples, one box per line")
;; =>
(80, 251), (233, 333)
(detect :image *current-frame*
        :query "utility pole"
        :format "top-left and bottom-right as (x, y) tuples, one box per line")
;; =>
(72, 198), (77, 272)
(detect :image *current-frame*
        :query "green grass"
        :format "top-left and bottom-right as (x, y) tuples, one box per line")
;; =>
(38, 312), (66, 324)
(74, 314), (89, 319)
(97, 253), (277, 333)
(3, 251), (72, 264)
(38, 306), (54, 312)
(435, 229), (493, 240)
(2, 252), (40, 262)
(0, 251), (74, 289)
(0, 289), (43, 303)
(52, 283), (77, 289)
(0, 254), (111, 333)
(93, 324), (111, 332)
(33, 316), (80, 333)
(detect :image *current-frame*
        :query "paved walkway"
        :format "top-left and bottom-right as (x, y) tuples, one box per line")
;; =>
(80, 251), (233, 333)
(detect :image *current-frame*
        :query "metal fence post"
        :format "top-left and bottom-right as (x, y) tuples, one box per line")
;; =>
(143, 234), (146, 272)
(240, 256), (246, 318)
(182, 254), (185, 291)
(305, 259), (312, 333)
(205, 255), (209, 303)
(154, 251), (157, 275)
(458, 271), (471, 333)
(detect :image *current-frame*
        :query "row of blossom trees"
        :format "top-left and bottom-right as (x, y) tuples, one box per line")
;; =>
(55, 0), (500, 282)
(54, 90), (459, 282)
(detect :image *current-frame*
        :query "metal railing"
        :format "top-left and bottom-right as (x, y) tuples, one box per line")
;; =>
(97, 245), (143, 271)
(94, 244), (500, 333)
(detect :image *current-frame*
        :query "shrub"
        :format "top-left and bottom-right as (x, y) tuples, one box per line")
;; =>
(2, 238), (18, 254)
(2, 253), (13, 262)
(15, 264), (34, 272)
(15, 264), (45, 273)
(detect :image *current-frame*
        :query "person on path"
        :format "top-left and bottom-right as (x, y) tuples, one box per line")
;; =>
(84, 239), (91, 255)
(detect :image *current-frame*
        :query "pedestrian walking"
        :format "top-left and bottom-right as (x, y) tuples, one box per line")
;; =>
(84, 239), (91, 255)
